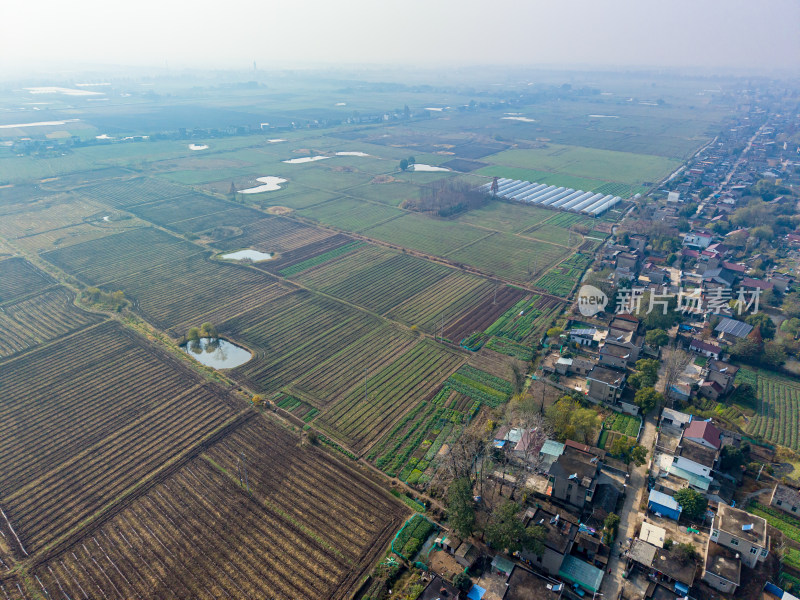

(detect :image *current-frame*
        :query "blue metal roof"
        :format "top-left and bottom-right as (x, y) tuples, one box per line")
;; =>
(648, 489), (682, 512)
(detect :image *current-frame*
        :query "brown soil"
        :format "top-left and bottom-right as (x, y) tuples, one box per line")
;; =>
(371, 175), (397, 184)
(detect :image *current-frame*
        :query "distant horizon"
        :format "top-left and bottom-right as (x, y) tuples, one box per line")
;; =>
(2, 0), (798, 78)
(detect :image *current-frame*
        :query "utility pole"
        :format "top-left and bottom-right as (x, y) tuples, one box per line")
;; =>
(493, 281), (499, 305)
(364, 368), (368, 403)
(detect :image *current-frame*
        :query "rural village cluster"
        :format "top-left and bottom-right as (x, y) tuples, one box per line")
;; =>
(0, 69), (799, 600)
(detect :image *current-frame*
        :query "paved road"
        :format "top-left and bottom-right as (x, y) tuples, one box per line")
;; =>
(600, 414), (657, 600)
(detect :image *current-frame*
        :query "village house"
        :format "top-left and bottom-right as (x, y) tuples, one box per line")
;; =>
(627, 233), (647, 253)
(586, 366), (626, 406)
(710, 504), (769, 568)
(660, 408), (693, 432)
(546, 446), (601, 510)
(520, 507), (578, 576)
(626, 539), (697, 597)
(699, 359), (739, 401)
(683, 231), (713, 249)
(690, 338), (722, 360)
(769, 484), (800, 516)
(702, 540), (742, 594)
(682, 420), (722, 450)
(598, 341), (633, 369)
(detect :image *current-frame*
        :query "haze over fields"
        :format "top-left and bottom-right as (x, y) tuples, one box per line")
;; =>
(2, 2), (800, 600)
(1, 0), (799, 73)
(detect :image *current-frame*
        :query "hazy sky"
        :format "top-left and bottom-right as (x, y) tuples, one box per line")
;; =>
(2, 0), (798, 73)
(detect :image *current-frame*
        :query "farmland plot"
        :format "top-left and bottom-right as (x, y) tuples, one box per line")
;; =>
(129, 193), (265, 234)
(0, 257), (56, 302)
(212, 214), (336, 254)
(447, 232), (570, 283)
(369, 386), (479, 485)
(386, 272), (493, 333)
(0, 321), (238, 555)
(0, 287), (103, 358)
(43, 227), (280, 333)
(313, 253), (454, 315)
(317, 340), (465, 453)
(79, 177), (192, 208)
(31, 417), (407, 600)
(225, 290), (384, 394)
(747, 369), (800, 451)
(288, 325), (418, 409)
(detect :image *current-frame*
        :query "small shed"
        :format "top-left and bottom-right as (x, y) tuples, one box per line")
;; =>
(648, 489), (682, 521)
(491, 554), (515, 578)
(454, 541), (479, 569)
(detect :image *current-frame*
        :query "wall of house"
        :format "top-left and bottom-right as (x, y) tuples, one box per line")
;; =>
(523, 546), (567, 577)
(587, 379), (620, 404)
(711, 529), (766, 568)
(702, 570), (738, 594)
(771, 496), (800, 516)
(551, 477), (586, 508)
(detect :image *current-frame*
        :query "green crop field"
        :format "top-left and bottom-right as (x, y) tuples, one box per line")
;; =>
(448, 231), (570, 283)
(362, 212), (491, 257)
(453, 200), (554, 234)
(480, 144), (681, 186)
(745, 368), (800, 450)
(534, 253), (593, 297)
(298, 196), (404, 231)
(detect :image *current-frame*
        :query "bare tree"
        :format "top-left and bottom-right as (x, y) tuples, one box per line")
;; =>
(662, 347), (691, 408)
(436, 430), (484, 487)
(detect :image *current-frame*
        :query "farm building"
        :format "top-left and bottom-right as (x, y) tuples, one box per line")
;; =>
(647, 489), (682, 521)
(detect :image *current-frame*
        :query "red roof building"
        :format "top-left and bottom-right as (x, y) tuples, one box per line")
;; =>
(683, 420), (722, 450)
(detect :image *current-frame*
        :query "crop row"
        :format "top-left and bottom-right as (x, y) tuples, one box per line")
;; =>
(484, 336), (534, 360)
(227, 292), (381, 394)
(446, 365), (512, 408)
(747, 372), (800, 450)
(604, 412), (641, 437)
(534, 253), (592, 297)
(442, 285), (528, 344)
(31, 418), (407, 600)
(80, 177), (191, 208)
(386, 272), (492, 333)
(279, 241), (365, 277)
(0, 322), (236, 554)
(110, 251), (274, 332)
(130, 193), (264, 234)
(312, 252), (453, 315)
(317, 341), (464, 453)
(213, 214), (336, 254)
(43, 227), (203, 285)
(393, 515), (436, 560)
(275, 394), (319, 422)
(205, 419), (408, 565)
(0, 257), (55, 303)
(288, 325), (417, 408)
(0, 287), (103, 358)
(545, 212), (588, 228)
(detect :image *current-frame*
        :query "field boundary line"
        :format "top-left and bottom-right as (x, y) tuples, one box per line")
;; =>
(30, 410), (255, 568)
